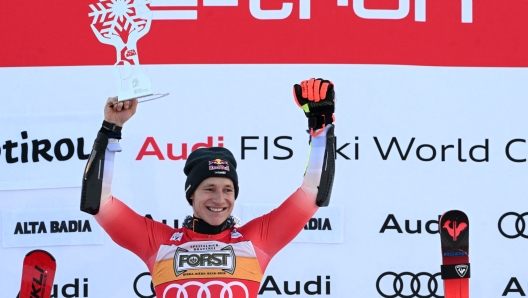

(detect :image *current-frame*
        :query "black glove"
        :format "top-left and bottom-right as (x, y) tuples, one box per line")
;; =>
(293, 78), (335, 136)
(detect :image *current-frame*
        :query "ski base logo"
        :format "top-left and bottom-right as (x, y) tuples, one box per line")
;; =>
(455, 265), (469, 277)
(440, 210), (469, 249)
(442, 220), (468, 242)
(19, 250), (56, 298)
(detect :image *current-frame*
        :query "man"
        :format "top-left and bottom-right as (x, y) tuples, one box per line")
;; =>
(81, 78), (336, 298)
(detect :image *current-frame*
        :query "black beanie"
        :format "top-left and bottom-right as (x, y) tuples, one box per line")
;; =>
(184, 147), (239, 205)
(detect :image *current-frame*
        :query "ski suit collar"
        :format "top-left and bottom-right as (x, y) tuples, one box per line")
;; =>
(182, 215), (237, 235)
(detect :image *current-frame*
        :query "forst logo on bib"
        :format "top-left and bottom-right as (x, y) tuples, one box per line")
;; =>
(174, 245), (236, 276)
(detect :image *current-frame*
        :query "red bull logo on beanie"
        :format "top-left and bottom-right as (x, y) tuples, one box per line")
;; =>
(209, 159), (230, 171)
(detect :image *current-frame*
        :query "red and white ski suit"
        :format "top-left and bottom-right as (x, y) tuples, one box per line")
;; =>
(95, 188), (317, 298)
(93, 126), (331, 298)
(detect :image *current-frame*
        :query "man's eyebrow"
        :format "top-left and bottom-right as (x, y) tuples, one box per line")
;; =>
(202, 183), (233, 188)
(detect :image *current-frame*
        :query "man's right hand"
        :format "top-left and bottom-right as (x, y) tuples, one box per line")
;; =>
(104, 97), (138, 127)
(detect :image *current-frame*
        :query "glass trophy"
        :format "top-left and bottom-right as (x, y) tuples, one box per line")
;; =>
(89, 0), (168, 103)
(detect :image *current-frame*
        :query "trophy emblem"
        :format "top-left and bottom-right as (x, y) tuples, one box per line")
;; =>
(89, 0), (168, 102)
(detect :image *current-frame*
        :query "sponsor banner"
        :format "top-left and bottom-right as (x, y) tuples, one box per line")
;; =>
(1, 208), (104, 248)
(258, 274), (332, 296)
(376, 270), (444, 297)
(498, 212), (528, 239)
(2, 0), (528, 66)
(242, 205), (343, 243)
(0, 112), (99, 190)
(130, 271), (333, 298)
(48, 277), (91, 298)
(1, 62), (528, 296)
(503, 278), (528, 297)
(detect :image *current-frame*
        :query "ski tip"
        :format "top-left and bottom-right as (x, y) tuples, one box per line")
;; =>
(440, 210), (468, 221)
(25, 249), (56, 261)
(440, 210), (469, 250)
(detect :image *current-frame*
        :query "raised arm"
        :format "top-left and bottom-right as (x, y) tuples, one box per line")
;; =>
(80, 97), (173, 266)
(239, 78), (336, 264)
(81, 97), (137, 214)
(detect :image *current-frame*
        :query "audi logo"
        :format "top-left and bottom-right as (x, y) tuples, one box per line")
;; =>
(163, 280), (249, 298)
(376, 272), (443, 298)
(498, 212), (528, 239)
(133, 272), (250, 298)
(133, 272), (156, 298)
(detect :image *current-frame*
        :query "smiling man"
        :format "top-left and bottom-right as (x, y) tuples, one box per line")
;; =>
(81, 78), (336, 298)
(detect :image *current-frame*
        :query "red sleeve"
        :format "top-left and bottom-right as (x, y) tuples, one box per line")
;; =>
(238, 187), (318, 262)
(94, 196), (174, 269)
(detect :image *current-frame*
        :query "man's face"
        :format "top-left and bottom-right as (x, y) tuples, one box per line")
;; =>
(191, 177), (235, 226)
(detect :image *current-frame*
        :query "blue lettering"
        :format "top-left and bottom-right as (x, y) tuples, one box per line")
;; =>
(443, 252), (467, 257)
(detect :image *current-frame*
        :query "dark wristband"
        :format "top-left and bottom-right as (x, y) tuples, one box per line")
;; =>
(100, 120), (122, 139)
(102, 120), (122, 132)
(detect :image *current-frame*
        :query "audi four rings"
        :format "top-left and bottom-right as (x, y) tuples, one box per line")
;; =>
(163, 281), (249, 298)
(133, 274), (250, 298)
(498, 212), (528, 239)
(376, 272), (443, 298)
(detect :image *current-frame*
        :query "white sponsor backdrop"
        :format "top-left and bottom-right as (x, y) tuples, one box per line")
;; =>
(2, 208), (103, 247)
(1, 65), (528, 297)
